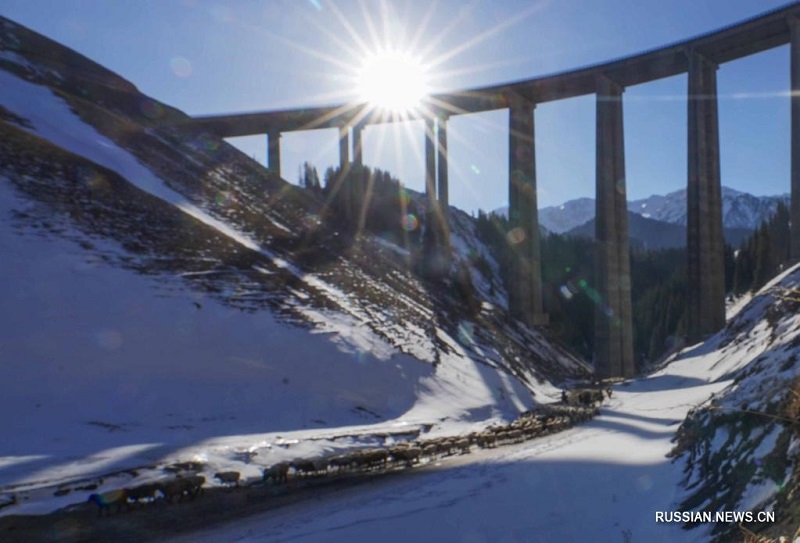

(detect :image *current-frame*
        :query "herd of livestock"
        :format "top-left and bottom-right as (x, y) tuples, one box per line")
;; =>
(86, 401), (601, 516)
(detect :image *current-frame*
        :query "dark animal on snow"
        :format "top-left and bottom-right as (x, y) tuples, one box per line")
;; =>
(290, 459), (318, 477)
(263, 462), (289, 484)
(567, 389), (605, 407)
(422, 442), (441, 457)
(127, 482), (163, 505)
(163, 475), (204, 503)
(312, 457), (330, 474)
(328, 455), (354, 473)
(354, 449), (389, 471)
(214, 471), (241, 487)
(185, 475), (205, 498)
(390, 446), (421, 467)
(475, 432), (496, 449)
(454, 438), (471, 454)
(87, 489), (129, 516)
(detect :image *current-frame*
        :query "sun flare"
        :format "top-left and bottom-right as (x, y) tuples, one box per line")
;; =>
(356, 50), (429, 114)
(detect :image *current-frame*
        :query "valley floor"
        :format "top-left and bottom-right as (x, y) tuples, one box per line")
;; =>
(2, 348), (735, 543)
(159, 354), (731, 543)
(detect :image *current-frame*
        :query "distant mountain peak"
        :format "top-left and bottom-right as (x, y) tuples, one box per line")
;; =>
(533, 185), (787, 234)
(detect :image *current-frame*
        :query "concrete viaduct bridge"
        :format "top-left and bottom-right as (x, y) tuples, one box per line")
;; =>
(188, 3), (800, 379)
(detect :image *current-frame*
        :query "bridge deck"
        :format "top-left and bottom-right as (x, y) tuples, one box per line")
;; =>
(188, 2), (800, 136)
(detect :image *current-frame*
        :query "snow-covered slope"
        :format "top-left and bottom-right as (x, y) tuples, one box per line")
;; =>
(669, 265), (800, 542)
(157, 265), (800, 543)
(0, 17), (588, 517)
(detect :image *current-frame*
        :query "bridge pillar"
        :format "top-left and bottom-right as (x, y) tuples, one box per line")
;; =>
(791, 17), (800, 261)
(422, 116), (449, 273)
(437, 114), (450, 246)
(508, 97), (546, 326)
(267, 128), (281, 179)
(353, 121), (365, 167)
(338, 125), (349, 170)
(686, 51), (725, 341)
(594, 76), (634, 379)
(425, 117), (436, 204)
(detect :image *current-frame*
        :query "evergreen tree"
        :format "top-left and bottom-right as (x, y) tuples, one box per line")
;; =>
(752, 223), (771, 288)
(731, 202), (790, 294)
(299, 161), (321, 192)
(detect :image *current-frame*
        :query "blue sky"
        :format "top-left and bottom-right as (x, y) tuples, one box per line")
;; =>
(0, 0), (793, 213)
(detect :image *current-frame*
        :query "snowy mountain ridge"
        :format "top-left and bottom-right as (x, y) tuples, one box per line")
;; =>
(533, 186), (788, 234)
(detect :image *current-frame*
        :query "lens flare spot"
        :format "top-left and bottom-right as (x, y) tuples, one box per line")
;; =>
(170, 57), (193, 78)
(636, 474), (653, 491)
(457, 322), (475, 343)
(401, 213), (419, 231)
(140, 99), (163, 119)
(94, 329), (123, 351)
(470, 164), (481, 175)
(210, 5), (235, 23)
(73, 254), (104, 272)
(304, 214), (322, 229)
(507, 227), (525, 245)
(515, 145), (532, 162)
(586, 289), (602, 304)
(215, 191), (237, 207)
(559, 285), (574, 300)
(84, 171), (109, 191)
(197, 134), (219, 151)
(566, 281), (579, 294)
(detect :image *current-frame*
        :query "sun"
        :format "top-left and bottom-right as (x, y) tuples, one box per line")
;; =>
(356, 49), (429, 114)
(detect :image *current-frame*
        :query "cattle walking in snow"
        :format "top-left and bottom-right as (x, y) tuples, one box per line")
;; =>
(87, 489), (129, 516)
(566, 388), (606, 407)
(126, 482), (163, 505)
(163, 475), (205, 503)
(214, 471), (241, 487)
(263, 462), (289, 484)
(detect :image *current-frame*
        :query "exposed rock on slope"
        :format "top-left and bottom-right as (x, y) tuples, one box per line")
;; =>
(669, 265), (800, 541)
